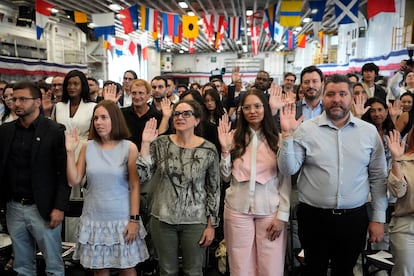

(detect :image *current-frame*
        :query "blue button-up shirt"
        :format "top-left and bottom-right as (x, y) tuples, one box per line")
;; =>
(277, 112), (388, 223)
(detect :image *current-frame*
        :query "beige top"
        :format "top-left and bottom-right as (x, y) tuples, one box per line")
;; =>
(388, 153), (414, 217)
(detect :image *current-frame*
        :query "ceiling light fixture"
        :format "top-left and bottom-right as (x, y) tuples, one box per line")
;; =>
(246, 10), (253, 16)
(242, 45), (248, 52)
(303, 17), (311, 23)
(51, 8), (59, 13)
(311, 9), (318, 14)
(178, 2), (189, 9)
(109, 4), (122, 11)
(179, 50), (184, 54)
(187, 11), (195, 16)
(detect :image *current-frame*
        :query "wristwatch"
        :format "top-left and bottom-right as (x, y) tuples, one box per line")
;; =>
(130, 215), (140, 220)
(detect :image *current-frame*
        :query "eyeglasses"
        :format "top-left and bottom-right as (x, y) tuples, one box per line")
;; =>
(11, 97), (39, 103)
(241, 103), (264, 112)
(173, 110), (194, 118)
(152, 85), (165, 90)
(123, 77), (134, 81)
(1, 94), (13, 101)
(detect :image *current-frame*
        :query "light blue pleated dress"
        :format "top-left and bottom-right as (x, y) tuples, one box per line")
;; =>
(72, 140), (149, 269)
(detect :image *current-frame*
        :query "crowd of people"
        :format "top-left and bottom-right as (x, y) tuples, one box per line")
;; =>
(0, 58), (413, 276)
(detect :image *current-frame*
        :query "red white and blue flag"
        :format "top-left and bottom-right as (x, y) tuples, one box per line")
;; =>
(227, 16), (241, 40)
(119, 4), (138, 34)
(92, 13), (116, 37)
(35, 0), (54, 39)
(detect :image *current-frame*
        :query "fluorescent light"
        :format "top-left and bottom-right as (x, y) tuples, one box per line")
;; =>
(242, 45), (248, 52)
(303, 17), (311, 23)
(88, 23), (95, 28)
(246, 10), (253, 16)
(109, 4), (122, 11)
(179, 2), (188, 9)
(179, 50), (184, 54)
(311, 9), (318, 14)
(236, 40), (242, 45)
(295, 26), (302, 32)
(187, 11), (195, 16)
(51, 8), (59, 13)
(166, 49), (171, 52)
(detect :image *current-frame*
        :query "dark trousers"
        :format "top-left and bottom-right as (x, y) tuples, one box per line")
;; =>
(297, 202), (369, 276)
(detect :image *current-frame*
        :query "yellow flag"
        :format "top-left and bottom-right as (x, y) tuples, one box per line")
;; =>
(182, 15), (199, 39)
(280, 1), (302, 27)
(74, 10), (88, 23)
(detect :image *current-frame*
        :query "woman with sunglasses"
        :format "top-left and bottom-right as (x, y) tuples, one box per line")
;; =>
(138, 100), (220, 276)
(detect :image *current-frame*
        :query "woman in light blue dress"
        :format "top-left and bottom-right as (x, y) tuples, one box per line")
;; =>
(66, 100), (148, 275)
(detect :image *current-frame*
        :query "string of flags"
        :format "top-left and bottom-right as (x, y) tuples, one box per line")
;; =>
(34, 0), (396, 56)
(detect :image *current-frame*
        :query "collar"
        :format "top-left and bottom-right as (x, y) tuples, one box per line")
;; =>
(16, 114), (42, 129)
(317, 111), (355, 129)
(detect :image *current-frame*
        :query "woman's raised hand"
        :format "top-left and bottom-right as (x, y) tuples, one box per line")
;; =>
(65, 128), (80, 153)
(386, 129), (405, 160)
(142, 117), (158, 143)
(352, 94), (370, 118)
(102, 84), (121, 103)
(268, 82), (286, 114)
(218, 114), (234, 151)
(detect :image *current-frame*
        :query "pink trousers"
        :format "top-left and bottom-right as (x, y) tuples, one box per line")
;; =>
(224, 207), (287, 276)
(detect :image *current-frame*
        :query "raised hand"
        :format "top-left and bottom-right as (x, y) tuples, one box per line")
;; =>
(103, 84), (121, 103)
(65, 128), (80, 153)
(160, 97), (173, 118)
(217, 114), (234, 151)
(231, 66), (241, 84)
(386, 129), (405, 160)
(269, 82), (286, 114)
(142, 118), (158, 144)
(388, 100), (402, 123)
(352, 94), (370, 118)
(279, 103), (303, 134)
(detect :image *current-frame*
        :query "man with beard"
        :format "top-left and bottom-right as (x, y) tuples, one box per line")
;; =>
(297, 65), (324, 121)
(282, 72), (297, 102)
(51, 76), (64, 103)
(278, 74), (388, 276)
(253, 70), (272, 94)
(0, 81), (71, 275)
(150, 76), (168, 113)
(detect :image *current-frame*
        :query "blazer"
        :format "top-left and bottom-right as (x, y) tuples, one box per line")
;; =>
(0, 116), (71, 221)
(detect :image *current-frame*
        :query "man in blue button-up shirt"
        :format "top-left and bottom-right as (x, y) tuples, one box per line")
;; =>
(278, 74), (388, 276)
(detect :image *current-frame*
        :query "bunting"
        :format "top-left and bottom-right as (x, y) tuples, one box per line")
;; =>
(203, 14), (225, 45)
(173, 24), (183, 43)
(367, 0), (395, 19)
(334, 0), (359, 25)
(264, 4), (276, 41)
(251, 25), (259, 56)
(128, 40), (136, 55)
(35, 0), (54, 40)
(64, 10), (89, 33)
(227, 16), (241, 40)
(140, 33), (148, 61)
(280, 1), (302, 27)
(140, 6), (158, 33)
(103, 34), (112, 51)
(189, 38), (195, 54)
(115, 38), (124, 56)
(263, 21), (271, 38)
(215, 16), (227, 50)
(274, 22), (284, 43)
(162, 12), (180, 37)
(285, 30), (296, 50)
(92, 13), (115, 37)
(309, 0), (326, 22)
(119, 4), (138, 34)
(182, 15), (199, 39)
(297, 34), (306, 48)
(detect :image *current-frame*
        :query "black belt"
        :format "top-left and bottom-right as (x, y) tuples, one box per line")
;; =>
(300, 202), (366, 216)
(12, 196), (35, 205)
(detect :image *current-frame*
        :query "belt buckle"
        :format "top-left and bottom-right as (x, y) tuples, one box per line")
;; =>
(331, 209), (343, 215)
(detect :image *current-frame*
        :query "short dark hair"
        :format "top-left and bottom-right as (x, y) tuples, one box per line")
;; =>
(300, 65), (324, 84)
(173, 99), (205, 136)
(103, 80), (122, 93)
(284, 72), (296, 81)
(361, 62), (379, 75)
(151, 76), (168, 87)
(324, 74), (353, 95)
(124, 70), (137, 79)
(177, 84), (189, 91)
(13, 81), (42, 99)
(347, 73), (359, 81)
(87, 77), (99, 85)
(89, 100), (131, 142)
